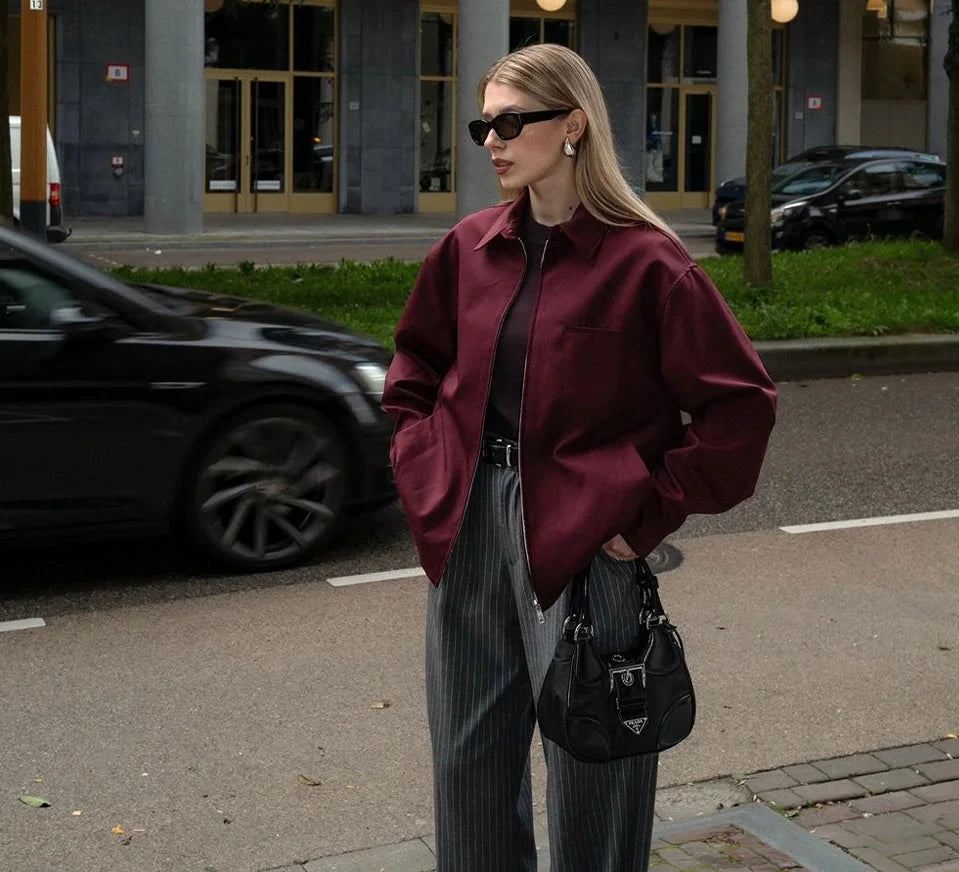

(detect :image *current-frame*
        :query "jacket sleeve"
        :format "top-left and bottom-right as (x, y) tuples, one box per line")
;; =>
(381, 238), (458, 435)
(623, 264), (777, 558)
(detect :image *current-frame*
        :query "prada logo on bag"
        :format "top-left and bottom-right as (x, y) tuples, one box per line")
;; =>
(623, 717), (648, 735)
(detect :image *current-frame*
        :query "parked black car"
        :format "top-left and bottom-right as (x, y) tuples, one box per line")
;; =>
(715, 157), (946, 254)
(0, 226), (396, 571)
(711, 145), (941, 225)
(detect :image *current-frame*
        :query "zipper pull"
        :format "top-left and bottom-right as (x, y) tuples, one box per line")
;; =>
(532, 593), (546, 624)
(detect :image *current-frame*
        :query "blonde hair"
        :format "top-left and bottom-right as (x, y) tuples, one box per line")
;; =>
(478, 44), (676, 237)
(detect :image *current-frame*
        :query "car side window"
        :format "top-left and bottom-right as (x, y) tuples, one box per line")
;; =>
(842, 162), (901, 198)
(899, 162), (946, 190)
(0, 261), (78, 331)
(777, 165), (841, 196)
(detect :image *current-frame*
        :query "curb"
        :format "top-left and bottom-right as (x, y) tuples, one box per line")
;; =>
(755, 333), (959, 381)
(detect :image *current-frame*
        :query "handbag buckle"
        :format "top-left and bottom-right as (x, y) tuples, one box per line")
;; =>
(609, 662), (646, 693)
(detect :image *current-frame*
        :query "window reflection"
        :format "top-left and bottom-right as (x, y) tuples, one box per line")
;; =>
(293, 78), (335, 193)
(420, 81), (453, 193)
(648, 26), (680, 84)
(645, 88), (679, 192)
(294, 7), (335, 73)
(422, 13), (454, 77)
(205, 5), (290, 70)
(683, 26), (717, 82)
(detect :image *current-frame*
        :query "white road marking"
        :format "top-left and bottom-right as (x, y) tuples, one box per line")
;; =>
(781, 509), (959, 534)
(0, 618), (46, 633)
(327, 567), (426, 587)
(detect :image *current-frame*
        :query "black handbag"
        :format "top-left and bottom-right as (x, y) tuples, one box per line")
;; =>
(536, 558), (695, 762)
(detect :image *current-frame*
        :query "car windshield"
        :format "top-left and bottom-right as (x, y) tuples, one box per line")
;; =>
(773, 160), (814, 181)
(772, 164), (844, 196)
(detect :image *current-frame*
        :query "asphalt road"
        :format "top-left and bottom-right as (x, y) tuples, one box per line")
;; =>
(1, 372), (955, 621)
(1, 372), (957, 872)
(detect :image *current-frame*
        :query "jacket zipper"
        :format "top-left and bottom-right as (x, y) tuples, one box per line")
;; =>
(437, 237), (531, 585)
(517, 236), (550, 624)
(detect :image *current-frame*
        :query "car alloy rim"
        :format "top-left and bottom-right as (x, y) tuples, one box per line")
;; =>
(197, 415), (345, 564)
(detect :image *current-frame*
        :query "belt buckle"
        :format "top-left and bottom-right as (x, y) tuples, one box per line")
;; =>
(505, 443), (514, 468)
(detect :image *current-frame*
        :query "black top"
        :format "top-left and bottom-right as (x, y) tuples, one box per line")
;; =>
(483, 208), (551, 439)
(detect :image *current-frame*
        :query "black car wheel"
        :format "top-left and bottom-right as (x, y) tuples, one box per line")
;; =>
(801, 228), (833, 250)
(185, 404), (349, 571)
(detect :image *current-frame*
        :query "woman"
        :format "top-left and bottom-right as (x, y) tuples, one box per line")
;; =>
(383, 44), (776, 872)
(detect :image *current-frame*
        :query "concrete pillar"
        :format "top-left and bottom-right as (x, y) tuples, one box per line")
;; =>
(835, 0), (863, 146)
(577, 0), (648, 194)
(144, 0), (203, 235)
(338, 0), (418, 214)
(456, 0), (509, 219)
(927, 1), (949, 161)
(785, 0), (839, 153)
(716, 0), (748, 183)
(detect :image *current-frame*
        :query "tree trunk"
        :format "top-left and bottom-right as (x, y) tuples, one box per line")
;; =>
(744, 0), (773, 287)
(944, 2), (959, 253)
(0, 0), (14, 228)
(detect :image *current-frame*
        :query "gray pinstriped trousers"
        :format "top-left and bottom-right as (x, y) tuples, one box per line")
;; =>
(426, 461), (658, 872)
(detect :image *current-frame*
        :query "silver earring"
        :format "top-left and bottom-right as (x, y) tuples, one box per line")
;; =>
(563, 137), (577, 157)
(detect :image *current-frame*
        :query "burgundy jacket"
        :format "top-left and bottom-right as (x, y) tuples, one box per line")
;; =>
(383, 192), (777, 609)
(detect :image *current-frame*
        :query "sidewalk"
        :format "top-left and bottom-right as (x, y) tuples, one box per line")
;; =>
(62, 208), (716, 246)
(270, 738), (959, 872)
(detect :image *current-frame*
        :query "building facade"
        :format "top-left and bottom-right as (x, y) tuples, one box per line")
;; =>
(5, 0), (951, 225)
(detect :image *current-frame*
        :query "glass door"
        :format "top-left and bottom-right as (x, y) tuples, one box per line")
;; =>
(681, 90), (714, 208)
(204, 75), (289, 213)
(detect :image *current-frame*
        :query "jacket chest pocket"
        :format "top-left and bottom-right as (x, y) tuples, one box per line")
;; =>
(558, 324), (648, 426)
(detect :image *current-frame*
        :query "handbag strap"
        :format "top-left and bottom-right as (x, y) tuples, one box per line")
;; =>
(563, 559), (666, 641)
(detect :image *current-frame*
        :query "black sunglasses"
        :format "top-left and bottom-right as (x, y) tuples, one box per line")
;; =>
(468, 109), (572, 146)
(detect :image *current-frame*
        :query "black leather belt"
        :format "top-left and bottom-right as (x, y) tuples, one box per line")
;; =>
(481, 435), (520, 469)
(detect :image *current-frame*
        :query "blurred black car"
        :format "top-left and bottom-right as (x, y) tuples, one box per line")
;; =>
(715, 157), (946, 254)
(711, 145), (941, 225)
(0, 226), (396, 571)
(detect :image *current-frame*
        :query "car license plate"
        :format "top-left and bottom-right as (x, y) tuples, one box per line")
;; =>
(724, 231), (745, 243)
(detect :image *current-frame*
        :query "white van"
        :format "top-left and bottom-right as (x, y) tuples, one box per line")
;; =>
(9, 116), (70, 242)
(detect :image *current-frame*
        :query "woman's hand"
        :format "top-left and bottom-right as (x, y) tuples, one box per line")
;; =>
(602, 534), (638, 561)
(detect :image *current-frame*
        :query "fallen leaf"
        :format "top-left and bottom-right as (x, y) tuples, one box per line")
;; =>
(72, 810), (82, 816)
(112, 826), (125, 835)
(32, 778), (43, 783)
(945, 733), (958, 739)
(370, 700), (391, 709)
(297, 774), (321, 787)
(18, 796), (50, 808)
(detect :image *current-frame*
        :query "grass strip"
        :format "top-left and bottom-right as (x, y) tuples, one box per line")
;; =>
(112, 239), (959, 350)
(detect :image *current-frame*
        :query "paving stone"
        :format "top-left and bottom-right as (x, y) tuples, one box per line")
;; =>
(746, 769), (799, 793)
(936, 832), (959, 852)
(813, 753), (889, 780)
(876, 745), (949, 769)
(795, 803), (862, 827)
(853, 790), (928, 815)
(794, 779), (866, 805)
(265, 867), (305, 872)
(883, 836), (948, 855)
(893, 846), (959, 868)
(912, 781), (959, 803)
(916, 862), (959, 872)
(844, 811), (943, 840)
(847, 847), (911, 872)
(655, 846), (703, 870)
(934, 739), (959, 756)
(855, 768), (933, 794)
(660, 825), (738, 845)
(782, 763), (832, 785)
(906, 799), (959, 824)
(811, 824), (881, 849)
(918, 762), (959, 783)
(304, 839), (436, 872)
(756, 787), (804, 808)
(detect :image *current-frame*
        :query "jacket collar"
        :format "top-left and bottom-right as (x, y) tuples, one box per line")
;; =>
(473, 188), (608, 259)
